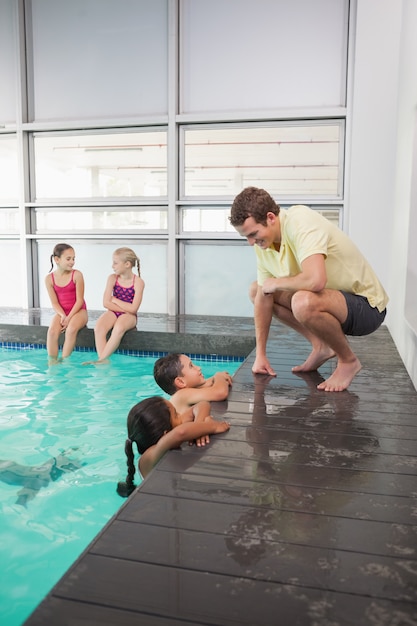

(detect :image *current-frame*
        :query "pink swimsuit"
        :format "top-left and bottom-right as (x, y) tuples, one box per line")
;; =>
(51, 270), (87, 316)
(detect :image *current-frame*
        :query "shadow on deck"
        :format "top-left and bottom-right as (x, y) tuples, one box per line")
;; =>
(22, 324), (417, 625)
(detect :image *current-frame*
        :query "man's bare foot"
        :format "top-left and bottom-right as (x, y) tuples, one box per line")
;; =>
(317, 358), (362, 392)
(292, 346), (336, 373)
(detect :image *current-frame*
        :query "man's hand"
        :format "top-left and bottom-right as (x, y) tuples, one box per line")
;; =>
(262, 278), (280, 295)
(252, 355), (277, 376)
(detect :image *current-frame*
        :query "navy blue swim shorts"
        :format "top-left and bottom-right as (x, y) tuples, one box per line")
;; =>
(340, 291), (387, 336)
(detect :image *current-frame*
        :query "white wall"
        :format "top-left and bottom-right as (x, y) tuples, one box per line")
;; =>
(347, 0), (417, 389)
(389, 0), (417, 388)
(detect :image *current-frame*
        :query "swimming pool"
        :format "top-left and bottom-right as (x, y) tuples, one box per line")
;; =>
(0, 346), (242, 626)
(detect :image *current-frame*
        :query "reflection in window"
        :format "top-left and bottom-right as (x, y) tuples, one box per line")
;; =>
(0, 135), (18, 203)
(315, 209), (341, 227)
(0, 208), (20, 233)
(182, 208), (235, 232)
(182, 206), (341, 233)
(183, 123), (343, 199)
(33, 130), (168, 200)
(35, 208), (167, 233)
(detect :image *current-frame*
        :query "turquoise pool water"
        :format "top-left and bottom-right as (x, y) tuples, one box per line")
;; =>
(0, 347), (241, 626)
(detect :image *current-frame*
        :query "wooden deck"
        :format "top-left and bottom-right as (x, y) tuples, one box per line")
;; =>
(23, 325), (417, 626)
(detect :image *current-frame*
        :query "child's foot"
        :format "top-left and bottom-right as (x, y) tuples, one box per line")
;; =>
(48, 357), (62, 366)
(82, 358), (109, 366)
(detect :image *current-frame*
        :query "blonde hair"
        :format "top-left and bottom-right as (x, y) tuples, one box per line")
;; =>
(114, 247), (141, 276)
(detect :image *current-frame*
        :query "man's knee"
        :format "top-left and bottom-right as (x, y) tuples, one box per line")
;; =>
(291, 290), (317, 321)
(249, 281), (258, 304)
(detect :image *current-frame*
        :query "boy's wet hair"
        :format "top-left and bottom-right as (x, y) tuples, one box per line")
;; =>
(153, 353), (183, 395)
(117, 396), (172, 498)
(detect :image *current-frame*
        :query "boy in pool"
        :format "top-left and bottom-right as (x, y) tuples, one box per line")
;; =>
(153, 353), (232, 414)
(117, 396), (230, 496)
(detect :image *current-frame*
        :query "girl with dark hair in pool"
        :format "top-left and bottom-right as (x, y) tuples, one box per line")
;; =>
(117, 397), (230, 497)
(45, 243), (88, 361)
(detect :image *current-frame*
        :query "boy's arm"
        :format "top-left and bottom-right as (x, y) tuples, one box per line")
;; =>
(171, 372), (232, 411)
(138, 418), (230, 478)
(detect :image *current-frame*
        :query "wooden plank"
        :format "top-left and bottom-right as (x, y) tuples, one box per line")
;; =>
(117, 491), (417, 559)
(40, 554), (417, 626)
(91, 520), (417, 602)
(155, 450), (417, 497)
(138, 470), (417, 525)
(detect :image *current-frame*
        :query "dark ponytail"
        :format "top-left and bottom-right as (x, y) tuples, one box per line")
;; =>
(116, 396), (172, 498)
(116, 438), (136, 497)
(49, 243), (74, 272)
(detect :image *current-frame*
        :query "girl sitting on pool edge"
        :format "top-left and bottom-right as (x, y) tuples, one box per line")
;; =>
(90, 247), (145, 363)
(117, 397), (230, 497)
(45, 243), (88, 362)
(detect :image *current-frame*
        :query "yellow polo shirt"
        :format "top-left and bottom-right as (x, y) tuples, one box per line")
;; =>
(255, 205), (388, 312)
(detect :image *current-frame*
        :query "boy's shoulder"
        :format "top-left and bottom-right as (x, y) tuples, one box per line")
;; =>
(170, 387), (196, 409)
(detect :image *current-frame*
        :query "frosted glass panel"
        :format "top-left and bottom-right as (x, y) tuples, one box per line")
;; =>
(0, 135), (19, 203)
(0, 0), (17, 123)
(184, 243), (256, 316)
(30, 0), (168, 120)
(0, 209), (20, 233)
(0, 241), (22, 306)
(181, 0), (348, 113)
(37, 240), (168, 314)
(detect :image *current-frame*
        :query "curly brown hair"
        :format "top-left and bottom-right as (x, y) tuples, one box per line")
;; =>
(229, 187), (280, 227)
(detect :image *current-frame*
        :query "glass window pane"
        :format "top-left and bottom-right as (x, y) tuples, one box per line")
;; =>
(181, 0), (348, 113)
(30, 0), (168, 121)
(0, 240), (22, 306)
(34, 208), (167, 233)
(182, 206), (341, 233)
(0, 209), (20, 233)
(182, 208), (235, 233)
(0, 135), (19, 204)
(183, 242), (256, 316)
(183, 123), (343, 199)
(0, 0), (17, 123)
(33, 130), (168, 200)
(315, 209), (341, 227)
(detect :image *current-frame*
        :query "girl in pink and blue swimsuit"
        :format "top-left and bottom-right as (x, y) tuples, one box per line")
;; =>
(45, 243), (88, 361)
(92, 247), (145, 362)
